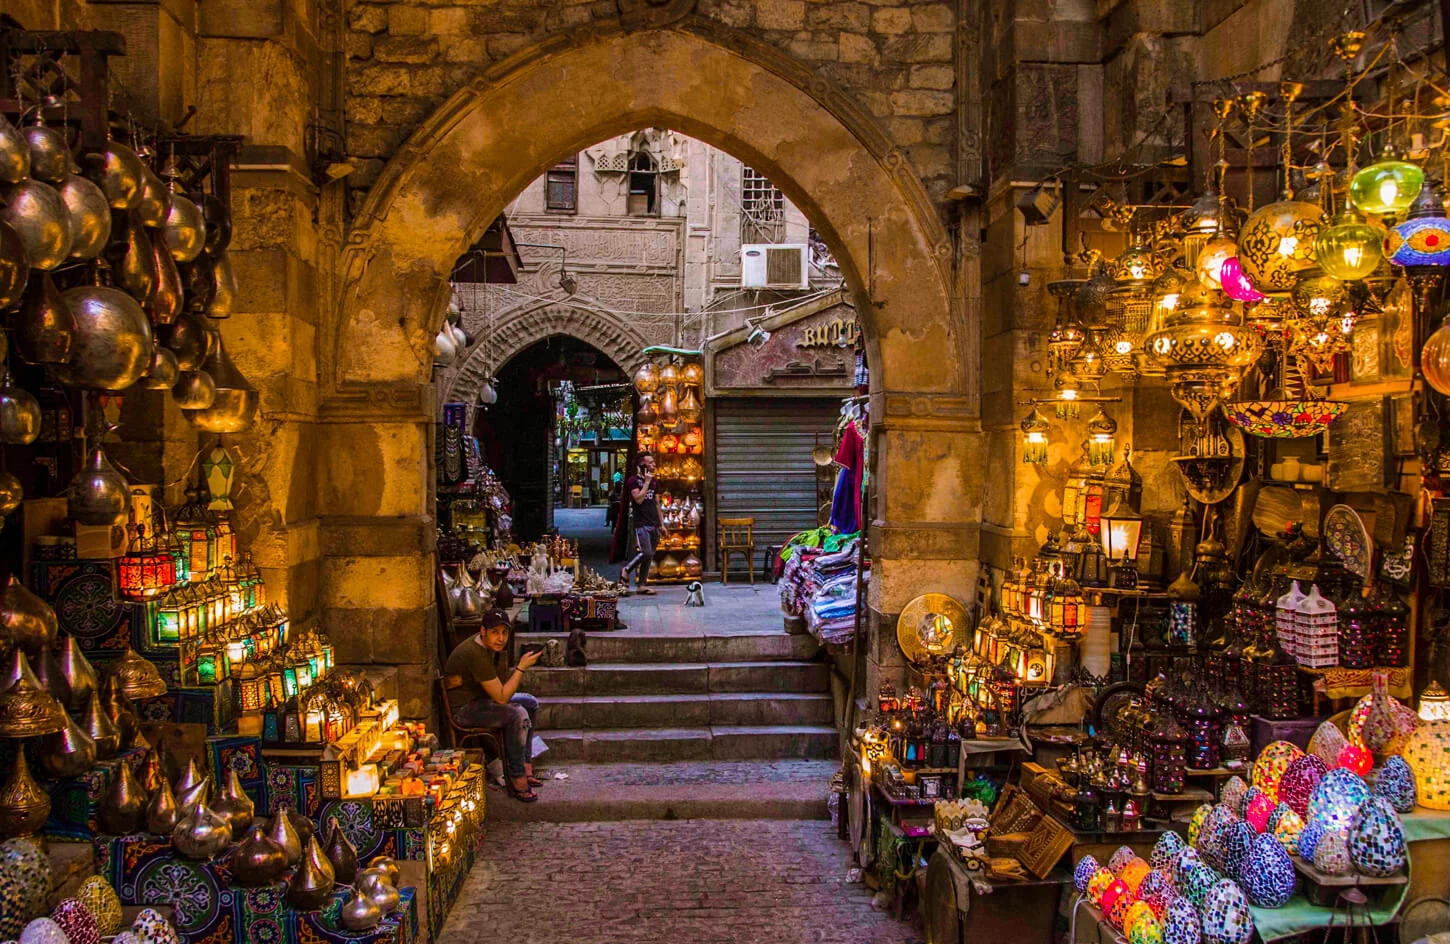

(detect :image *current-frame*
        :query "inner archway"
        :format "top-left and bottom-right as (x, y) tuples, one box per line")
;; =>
(319, 23), (984, 712)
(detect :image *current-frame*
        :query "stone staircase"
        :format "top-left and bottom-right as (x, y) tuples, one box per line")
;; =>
(517, 630), (839, 763)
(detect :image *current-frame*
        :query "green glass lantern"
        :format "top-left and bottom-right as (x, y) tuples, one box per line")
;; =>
(1315, 209), (1385, 281)
(1021, 408), (1050, 465)
(196, 640), (229, 684)
(200, 444), (236, 512)
(1349, 149), (1424, 217)
(282, 663), (299, 699)
(154, 586), (185, 645)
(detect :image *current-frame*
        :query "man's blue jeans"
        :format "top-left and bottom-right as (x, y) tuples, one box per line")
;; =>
(453, 693), (538, 778)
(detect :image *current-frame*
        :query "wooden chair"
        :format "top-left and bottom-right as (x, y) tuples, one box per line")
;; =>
(719, 517), (756, 585)
(437, 674), (505, 761)
(568, 485), (585, 508)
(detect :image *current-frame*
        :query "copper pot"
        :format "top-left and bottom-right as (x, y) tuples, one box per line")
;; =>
(0, 220), (29, 310)
(202, 194), (231, 256)
(143, 346), (180, 388)
(184, 332), (259, 433)
(58, 175), (111, 259)
(206, 250), (236, 318)
(158, 313), (208, 370)
(147, 229), (183, 325)
(133, 168), (170, 229)
(24, 121), (71, 183)
(0, 371), (42, 445)
(86, 140), (144, 210)
(68, 444), (128, 526)
(0, 753), (50, 838)
(53, 285), (153, 390)
(172, 369), (216, 409)
(82, 689), (121, 758)
(172, 792), (231, 859)
(109, 211), (157, 306)
(40, 711), (96, 778)
(230, 824), (289, 886)
(144, 776), (179, 834)
(164, 191), (205, 262)
(0, 472), (20, 516)
(99, 758), (148, 834)
(13, 271), (75, 365)
(0, 578), (57, 658)
(0, 115), (28, 183)
(286, 837), (335, 910)
(1, 180), (73, 269)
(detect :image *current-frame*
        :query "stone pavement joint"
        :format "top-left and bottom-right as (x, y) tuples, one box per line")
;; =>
(437, 819), (924, 944)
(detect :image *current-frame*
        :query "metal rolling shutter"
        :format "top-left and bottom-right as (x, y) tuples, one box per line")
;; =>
(714, 398), (842, 561)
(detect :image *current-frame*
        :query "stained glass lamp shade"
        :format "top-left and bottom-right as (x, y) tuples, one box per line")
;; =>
(1349, 151), (1424, 217)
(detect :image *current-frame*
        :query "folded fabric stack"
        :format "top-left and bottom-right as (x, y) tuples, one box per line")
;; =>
(777, 531), (864, 646)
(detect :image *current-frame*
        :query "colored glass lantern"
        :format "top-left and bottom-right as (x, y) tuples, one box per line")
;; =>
(1349, 150), (1424, 217)
(154, 586), (185, 645)
(282, 663), (300, 699)
(1149, 716), (1188, 794)
(1237, 200), (1325, 295)
(1403, 720), (1450, 810)
(1219, 256), (1265, 303)
(1085, 407), (1118, 468)
(1337, 591), (1374, 669)
(235, 662), (264, 712)
(200, 443), (236, 511)
(173, 486), (218, 580)
(1053, 368), (1081, 419)
(195, 640), (230, 684)
(1315, 209), (1384, 281)
(119, 523), (179, 601)
(1419, 682), (1450, 722)
(1370, 582), (1410, 667)
(1388, 180), (1450, 269)
(1021, 408), (1050, 465)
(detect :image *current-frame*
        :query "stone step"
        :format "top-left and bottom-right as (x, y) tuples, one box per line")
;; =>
(516, 631), (820, 664)
(535, 692), (834, 729)
(539, 724), (838, 762)
(527, 661), (829, 697)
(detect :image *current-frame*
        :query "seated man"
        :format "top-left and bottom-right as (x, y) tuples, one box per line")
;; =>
(444, 609), (543, 802)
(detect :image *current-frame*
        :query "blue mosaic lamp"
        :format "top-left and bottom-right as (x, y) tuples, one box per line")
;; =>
(1387, 181), (1450, 267)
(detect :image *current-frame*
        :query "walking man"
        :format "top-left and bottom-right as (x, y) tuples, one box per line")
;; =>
(619, 454), (665, 595)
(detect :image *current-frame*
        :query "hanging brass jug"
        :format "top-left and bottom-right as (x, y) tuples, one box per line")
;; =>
(229, 823), (288, 886)
(183, 332), (258, 433)
(82, 689), (120, 759)
(40, 711), (96, 778)
(172, 370), (217, 410)
(87, 140), (144, 210)
(109, 211), (157, 306)
(176, 774), (209, 820)
(267, 807), (303, 866)
(68, 444), (129, 527)
(206, 251), (236, 318)
(12, 272), (74, 365)
(58, 175), (112, 260)
(143, 345), (180, 389)
(322, 820), (358, 883)
(32, 643), (70, 705)
(99, 759), (147, 835)
(0, 472), (21, 517)
(58, 636), (97, 711)
(213, 768), (254, 835)
(172, 790), (231, 859)
(286, 837), (335, 911)
(181, 255), (217, 313)
(1, 179), (73, 269)
(133, 168), (170, 229)
(0, 115), (28, 183)
(158, 313), (208, 370)
(340, 889), (382, 930)
(0, 578), (58, 658)
(164, 191), (205, 263)
(144, 775), (179, 834)
(24, 120), (71, 184)
(202, 194), (231, 256)
(0, 371), (42, 445)
(147, 229), (183, 325)
(658, 385), (679, 425)
(53, 284), (153, 391)
(0, 220), (29, 310)
(0, 752), (50, 838)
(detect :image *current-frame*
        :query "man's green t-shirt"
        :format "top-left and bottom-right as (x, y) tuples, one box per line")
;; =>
(444, 636), (508, 707)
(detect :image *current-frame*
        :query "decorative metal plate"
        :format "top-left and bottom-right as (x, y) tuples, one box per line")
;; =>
(1324, 504), (1373, 580)
(897, 593), (968, 664)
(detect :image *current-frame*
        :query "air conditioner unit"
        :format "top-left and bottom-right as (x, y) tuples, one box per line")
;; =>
(741, 243), (809, 289)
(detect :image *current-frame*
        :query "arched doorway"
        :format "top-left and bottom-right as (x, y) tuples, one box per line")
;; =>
(317, 24), (983, 705)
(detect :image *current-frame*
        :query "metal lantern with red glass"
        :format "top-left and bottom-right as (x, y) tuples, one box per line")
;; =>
(119, 524), (179, 601)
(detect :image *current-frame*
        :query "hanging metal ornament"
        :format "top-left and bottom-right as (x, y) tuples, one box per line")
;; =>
(13, 271), (75, 364)
(185, 331), (259, 432)
(57, 175), (111, 260)
(0, 371), (42, 445)
(201, 194), (232, 256)
(0, 114), (29, 183)
(147, 229), (184, 325)
(158, 313), (209, 370)
(24, 116), (71, 184)
(0, 220), (28, 310)
(1, 179), (73, 269)
(172, 369), (217, 410)
(108, 210), (157, 305)
(53, 282), (153, 390)
(181, 255), (218, 312)
(132, 166), (171, 229)
(142, 345), (180, 388)
(86, 138), (145, 210)
(164, 188), (206, 263)
(68, 441), (129, 527)
(0, 473), (21, 517)
(207, 250), (236, 318)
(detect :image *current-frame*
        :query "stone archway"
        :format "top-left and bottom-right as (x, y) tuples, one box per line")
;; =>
(442, 297), (652, 407)
(316, 21), (984, 713)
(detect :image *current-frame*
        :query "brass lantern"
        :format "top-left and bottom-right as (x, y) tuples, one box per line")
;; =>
(1144, 278), (1260, 429)
(1102, 235), (1164, 374)
(1236, 199), (1325, 296)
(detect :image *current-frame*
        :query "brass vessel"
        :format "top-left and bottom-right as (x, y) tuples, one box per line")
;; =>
(1, 179), (72, 270)
(133, 168), (171, 229)
(212, 768), (254, 835)
(172, 369), (217, 410)
(109, 212), (157, 305)
(207, 251), (236, 318)
(164, 191), (205, 262)
(0, 651), (64, 737)
(68, 445), (129, 527)
(0, 472), (20, 516)
(32, 644), (70, 704)
(100, 674), (144, 750)
(183, 331), (257, 433)
(176, 757), (204, 795)
(230, 823), (288, 886)
(158, 313), (209, 370)
(147, 230), (183, 325)
(108, 649), (169, 701)
(367, 856), (401, 887)
(267, 807), (303, 865)
(82, 689), (121, 758)
(86, 139), (144, 209)
(202, 194), (231, 256)
(286, 837), (335, 911)
(143, 345), (181, 388)
(57, 636), (98, 711)
(340, 889), (382, 930)
(357, 869), (401, 914)
(54, 284), (153, 391)
(144, 776), (179, 834)
(23, 121), (71, 183)
(99, 759), (147, 835)
(40, 712), (97, 778)
(0, 115), (28, 183)
(58, 175), (112, 260)
(0, 752), (51, 837)
(176, 774), (210, 820)
(322, 820), (358, 883)
(11, 271), (73, 365)
(0, 370), (42, 445)
(172, 791), (231, 859)
(0, 220), (28, 310)
(0, 579), (57, 659)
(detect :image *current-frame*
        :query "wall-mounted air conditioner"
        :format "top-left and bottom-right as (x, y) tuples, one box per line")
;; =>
(741, 243), (809, 289)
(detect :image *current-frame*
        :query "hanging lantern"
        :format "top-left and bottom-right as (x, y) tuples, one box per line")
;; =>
(678, 386), (702, 424)
(1290, 271), (1351, 323)
(173, 486), (218, 580)
(200, 444), (236, 512)
(1020, 408), (1049, 465)
(154, 586), (185, 645)
(1181, 188), (1228, 268)
(1145, 278), (1259, 429)
(681, 361), (703, 388)
(1197, 231), (1240, 289)
(1237, 199), (1326, 295)
(1052, 368), (1081, 418)
(1149, 716), (1188, 794)
(1388, 180), (1450, 268)
(1047, 279), (1087, 373)
(118, 523), (178, 601)
(1419, 682), (1450, 722)
(1315, 209), (1385, 281)
(1085, 407), (1118, 467)
(1349, 148), (1424, 217)
(1219, 256), (1265, 303)
(1103, 235), (1163, 375)
(632, 362), (659, 395)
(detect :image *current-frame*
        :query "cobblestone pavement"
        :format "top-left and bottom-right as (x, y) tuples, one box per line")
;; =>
(437, 819), (924, 944)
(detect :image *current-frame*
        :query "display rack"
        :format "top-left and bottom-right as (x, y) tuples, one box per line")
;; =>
(630, 351), (706, 584)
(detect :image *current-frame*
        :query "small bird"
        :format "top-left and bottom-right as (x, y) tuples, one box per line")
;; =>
(684, 581), (705, 607)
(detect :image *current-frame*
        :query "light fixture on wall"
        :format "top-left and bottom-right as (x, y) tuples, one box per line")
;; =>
(1020, 408), (1050, 465)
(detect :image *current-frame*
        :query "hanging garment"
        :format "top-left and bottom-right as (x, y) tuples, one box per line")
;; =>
(829, 419), (865, 532)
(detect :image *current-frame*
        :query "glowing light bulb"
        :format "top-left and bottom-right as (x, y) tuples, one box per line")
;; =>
(1278, 236), (1298, 257)
(1379, 179), (1399, 208)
